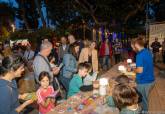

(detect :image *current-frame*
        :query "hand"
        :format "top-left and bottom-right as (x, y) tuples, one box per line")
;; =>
(52, 67), (60, 75)
(14, 65), (25, 77)
(129, 82), (137, 88)
(51, 98), (55, 104)
(45, 97), (51, 103)
(19, 93), (29, 100)
(127, 67), (131, 72)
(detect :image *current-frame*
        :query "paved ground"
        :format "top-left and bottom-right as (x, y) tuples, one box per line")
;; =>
(149, 63), (165, 112)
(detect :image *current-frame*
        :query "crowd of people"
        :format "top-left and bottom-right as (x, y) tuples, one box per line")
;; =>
(0, 34), (164, 114)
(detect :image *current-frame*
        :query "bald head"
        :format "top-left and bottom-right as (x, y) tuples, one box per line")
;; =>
(40, 41), (52, 51)
(40, 41), (52, 57)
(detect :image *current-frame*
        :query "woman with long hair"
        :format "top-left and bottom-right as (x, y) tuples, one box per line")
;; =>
(79, 40), (98, 72)
(60, 42), (80, 92)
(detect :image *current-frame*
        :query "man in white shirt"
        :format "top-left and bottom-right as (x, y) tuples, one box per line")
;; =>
(58, 36), (69, 63)
(23, 45), (34, 61)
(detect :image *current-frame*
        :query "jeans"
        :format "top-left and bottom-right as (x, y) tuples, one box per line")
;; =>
(102, 55), (111, 70)
(136, 81), (155, 112)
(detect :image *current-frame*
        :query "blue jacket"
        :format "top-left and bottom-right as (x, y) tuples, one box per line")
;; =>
(0, 79), (20, 114)
(62, 53), (77, 78)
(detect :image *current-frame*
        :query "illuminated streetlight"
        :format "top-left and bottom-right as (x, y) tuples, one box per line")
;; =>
(11, 24), (15, 32)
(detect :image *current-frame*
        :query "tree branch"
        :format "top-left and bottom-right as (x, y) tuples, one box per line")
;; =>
(74, 0), (107, 26)
(124, 0), (146, 24)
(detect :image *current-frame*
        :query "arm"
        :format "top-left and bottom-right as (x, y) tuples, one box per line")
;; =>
(92, 50), (98, 72)
(63, 54), (77, 72)
(134, 54), (143, 74)
(78, 49), (84, 63)
(133, 67), (143, 73)
(15, 100), (33, 113)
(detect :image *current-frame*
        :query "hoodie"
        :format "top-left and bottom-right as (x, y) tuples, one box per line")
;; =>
(0, 79), (20, 114)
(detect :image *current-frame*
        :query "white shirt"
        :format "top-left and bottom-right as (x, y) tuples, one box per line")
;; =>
(62, 45), (67, 50)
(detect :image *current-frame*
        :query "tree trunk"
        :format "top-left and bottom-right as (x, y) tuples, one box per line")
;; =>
(34, 0), (46, 28)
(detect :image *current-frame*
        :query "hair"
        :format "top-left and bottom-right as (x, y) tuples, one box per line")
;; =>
(60, 36), (68, 44)
(40, 41), (52, 51)
(68, 34), (75, 43)
(78, 62), (89, 71)
(115, 75), (130, 84)
(131, 38), (136, 45)
(38, 71), (51, 82)
(0, 56), (14, 76)
(61, 36), (67, 39)
(83, 62), (92, 72)
(112, 84), (139, 110)
(83, 40), (91, 48)
(69, 42), (79, 58)
(134, 37), (145, 47)
(91, 41), (97, 49)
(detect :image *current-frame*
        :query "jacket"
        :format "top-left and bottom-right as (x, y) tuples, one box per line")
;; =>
(58, 44), (69, 61)
(99, 42), (113, 57)
(79, 48), (98, 72)
(0, 79), (20, 114)
(33, 53), (53, 83)
(62, 53), (77, 78)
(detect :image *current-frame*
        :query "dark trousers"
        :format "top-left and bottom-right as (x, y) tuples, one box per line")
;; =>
(114, 54), (121, 64)
(102, 55), (111, 70)
(163, 51), (165, 64)
(153, 52), (159, 63)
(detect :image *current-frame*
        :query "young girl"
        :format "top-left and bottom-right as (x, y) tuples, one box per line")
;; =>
(37, 71), (58, 114)
(112, 84), (140, 114)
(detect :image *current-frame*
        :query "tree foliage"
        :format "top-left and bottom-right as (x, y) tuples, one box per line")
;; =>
(46, 0), (160, 33)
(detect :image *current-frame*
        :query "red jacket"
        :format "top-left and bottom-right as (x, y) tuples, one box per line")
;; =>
(99, 42), (113, 57)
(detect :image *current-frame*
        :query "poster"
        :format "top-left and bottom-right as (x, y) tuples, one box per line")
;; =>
(149, 22), (165, 48)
